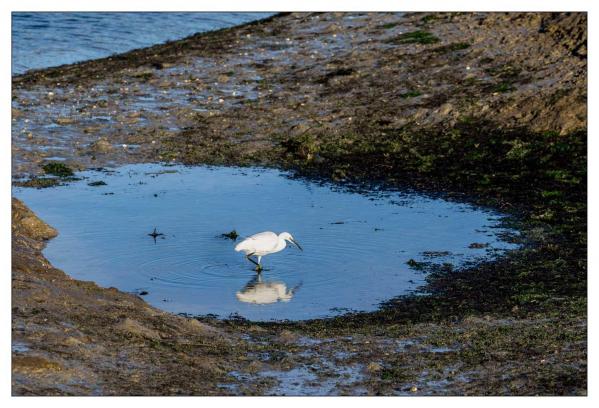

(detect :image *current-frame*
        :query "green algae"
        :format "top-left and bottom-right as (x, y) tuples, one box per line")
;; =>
(389, 30), (440, 45)
(42, 162), (74, 177)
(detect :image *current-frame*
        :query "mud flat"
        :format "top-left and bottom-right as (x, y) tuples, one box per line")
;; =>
(12, 12), (586, 395)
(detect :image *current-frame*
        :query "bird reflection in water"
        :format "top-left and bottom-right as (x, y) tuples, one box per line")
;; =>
(236, 274), (302, 304)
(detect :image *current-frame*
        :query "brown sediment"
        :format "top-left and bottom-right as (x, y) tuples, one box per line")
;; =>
(12, 12), (586, 395)
(11, 12), (586, 177)
(12, 197), (256, 395)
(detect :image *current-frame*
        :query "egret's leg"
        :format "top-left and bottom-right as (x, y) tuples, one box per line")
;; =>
(246, 253), (260, 266)
(257, 256), (262, 265)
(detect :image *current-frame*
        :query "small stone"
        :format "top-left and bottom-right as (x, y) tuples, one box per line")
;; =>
(367, 362), (383, 373)
(12, 356), (62, 373)
(438, 103), (454, 116)
(89, 139), (113, 153)
(63, 337), (84, 346)
(54, 117), (75, 125)
(12, 108), (23, 119)
(247, 360), (263, 373)
(114, 318), (160, 340)
(410, 385), (418, 393)
(277, 330), (298, 344)
(248, 325), (268, 333)
(468, 242), (489, 249)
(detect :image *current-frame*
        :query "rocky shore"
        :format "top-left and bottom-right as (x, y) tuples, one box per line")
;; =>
(12, 12), (587, 395)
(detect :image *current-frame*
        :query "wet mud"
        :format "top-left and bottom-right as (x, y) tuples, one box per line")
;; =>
(12, 12), (586, 395)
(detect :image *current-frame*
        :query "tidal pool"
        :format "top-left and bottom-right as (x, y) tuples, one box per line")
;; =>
(14, 164), (518, 321)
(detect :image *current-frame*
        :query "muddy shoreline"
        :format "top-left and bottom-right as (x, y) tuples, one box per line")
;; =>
(12, 12), (586, 395)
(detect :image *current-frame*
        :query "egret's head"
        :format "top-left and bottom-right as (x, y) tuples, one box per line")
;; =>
(280, 232), (303, 251)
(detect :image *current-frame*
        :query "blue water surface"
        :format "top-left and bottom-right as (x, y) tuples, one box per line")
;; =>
(14, 164), (519, 321)
(12, 12), (274, 74)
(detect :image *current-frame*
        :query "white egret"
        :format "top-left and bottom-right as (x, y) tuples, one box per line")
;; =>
(235, 231), (302, 271)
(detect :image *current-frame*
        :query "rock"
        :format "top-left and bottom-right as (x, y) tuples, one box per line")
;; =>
(114, 318), (160, 340)
(20, 216), (58, 241)
(277, 329), (298, 344)
(438, 103), (454, 116)
(468, 242), (489, 249)
(184, 318), (207, 331)
(12, 355), (62, 373)
(217, 75), (231, 83)
(12, 108), (23, 119)
(54, 117), (75, 125)
(247, 360), (263, 373)
(248, 325), (268, 333)
(89, 138), (113, 153)
(180, 317), (223, 337)
(12, 198), (58, 240)
(123, 116), (140, 125)
(62, 337), (84, 347)
(83, 126), (102, 134)
(367, 362), (383, 373)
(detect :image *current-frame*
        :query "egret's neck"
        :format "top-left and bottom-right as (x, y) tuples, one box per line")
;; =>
(275, 235), (287, 252)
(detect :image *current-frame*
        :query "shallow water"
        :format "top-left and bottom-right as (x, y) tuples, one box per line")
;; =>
(14, 164), (518, 321)
(12, 12), (273, 74)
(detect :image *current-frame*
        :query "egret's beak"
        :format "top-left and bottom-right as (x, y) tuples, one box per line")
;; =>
(290, 239), (303, 251)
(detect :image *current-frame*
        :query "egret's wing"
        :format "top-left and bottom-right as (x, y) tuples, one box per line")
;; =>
(236, 231), (278, 253)
(247, 231), (278, 241)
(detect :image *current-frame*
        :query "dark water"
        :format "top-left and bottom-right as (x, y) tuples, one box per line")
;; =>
(12, 12), (273, 74)
(14, 164), (518, 321)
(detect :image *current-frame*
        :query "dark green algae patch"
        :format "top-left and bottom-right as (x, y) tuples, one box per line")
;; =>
(388, 30), (440, 45)
(42, 161), (74, 177)
(14, 162), (80, 189)
(277, 119), (586, 317)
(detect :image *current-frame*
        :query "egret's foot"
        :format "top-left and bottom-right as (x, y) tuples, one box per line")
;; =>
(254, 264), (263, 272)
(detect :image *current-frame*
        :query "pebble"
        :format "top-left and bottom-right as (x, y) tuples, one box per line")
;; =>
(367, 362), (383, 373)
(277, 329), (298, 344)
